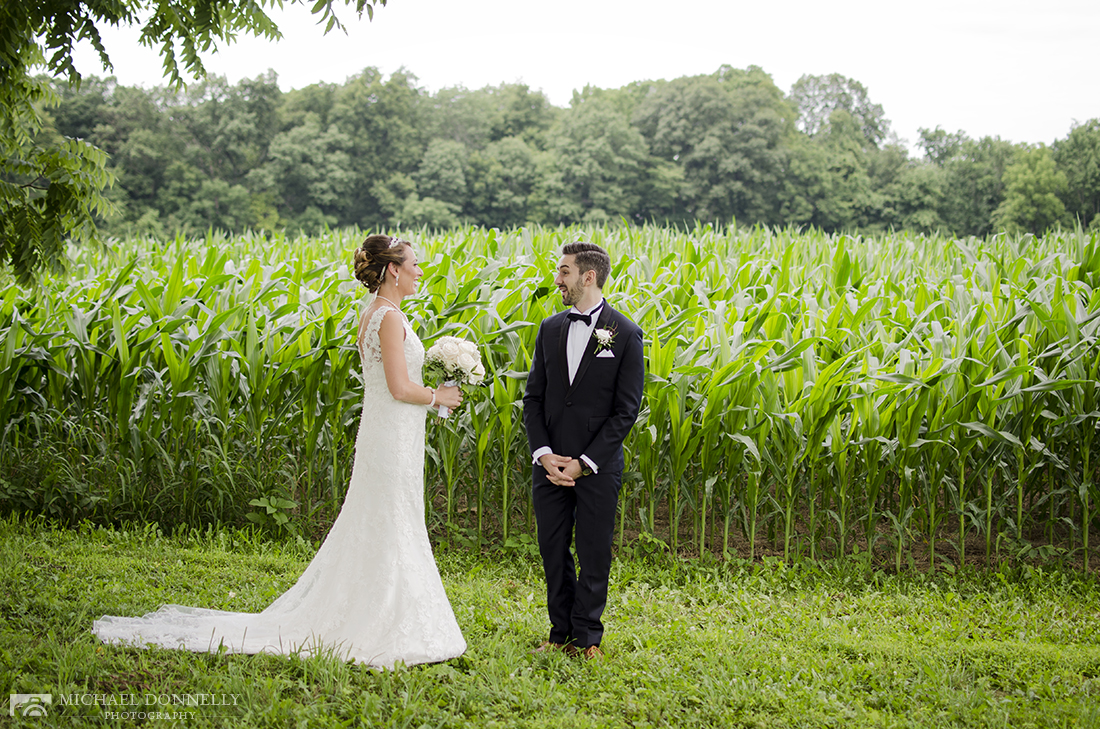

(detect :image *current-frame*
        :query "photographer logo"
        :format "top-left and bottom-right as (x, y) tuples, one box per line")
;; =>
(9, 694), (52, 717)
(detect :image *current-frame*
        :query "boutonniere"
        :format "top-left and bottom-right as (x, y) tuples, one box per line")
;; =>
(592, 324), (617, 353)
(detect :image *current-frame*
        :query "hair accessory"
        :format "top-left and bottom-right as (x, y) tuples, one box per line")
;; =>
(388, 236), (402, 248)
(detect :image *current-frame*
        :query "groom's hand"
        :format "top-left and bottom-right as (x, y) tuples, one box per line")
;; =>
(539, 453), (576, 487)
(561, 458), (583, 482)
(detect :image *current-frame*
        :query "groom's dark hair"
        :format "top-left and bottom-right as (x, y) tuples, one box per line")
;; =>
(562, 241), (611, 289)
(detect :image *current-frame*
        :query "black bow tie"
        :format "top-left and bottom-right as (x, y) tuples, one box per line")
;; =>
(567, 306), (602, 326)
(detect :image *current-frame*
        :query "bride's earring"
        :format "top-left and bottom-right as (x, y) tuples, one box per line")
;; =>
(396, 272), (400, 287)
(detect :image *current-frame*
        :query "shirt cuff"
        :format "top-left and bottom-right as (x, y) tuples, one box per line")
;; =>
(579, 454), (599, 474)
(532, 446), (553, 465)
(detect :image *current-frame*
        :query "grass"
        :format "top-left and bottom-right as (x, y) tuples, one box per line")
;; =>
(2, 515), (1100, 727)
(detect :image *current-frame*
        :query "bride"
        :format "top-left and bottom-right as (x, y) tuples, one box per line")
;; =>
(93, 234), (467, 669)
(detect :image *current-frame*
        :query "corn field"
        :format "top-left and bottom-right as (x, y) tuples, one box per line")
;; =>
(2, 225), (1100, 570)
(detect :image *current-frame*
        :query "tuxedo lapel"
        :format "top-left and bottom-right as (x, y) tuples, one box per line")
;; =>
(556, 314), (570, 390)
(567, 305), (613, 395)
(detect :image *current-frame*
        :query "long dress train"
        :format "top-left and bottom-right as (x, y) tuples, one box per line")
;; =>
(92, 303), (466, 669)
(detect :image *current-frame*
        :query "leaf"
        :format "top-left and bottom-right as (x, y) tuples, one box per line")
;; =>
(728, 433), (761, 462)
(766, 338), (821, 373)
(974, 365), (1031, 389)
(998, 379), (1087, 400)
(872, 372), (926, 387)
(960, 422), (1023, 447)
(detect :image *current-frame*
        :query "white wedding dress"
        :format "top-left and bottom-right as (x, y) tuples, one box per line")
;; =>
(92, 303), (467, 669)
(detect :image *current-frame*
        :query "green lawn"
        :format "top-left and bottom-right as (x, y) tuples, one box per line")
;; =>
(2, 515), (1099, 728)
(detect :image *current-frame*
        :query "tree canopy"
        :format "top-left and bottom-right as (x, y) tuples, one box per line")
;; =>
(32, 66), (1099, 246)
(0, 0), (386, 283)
(4, 0), (1097, 286)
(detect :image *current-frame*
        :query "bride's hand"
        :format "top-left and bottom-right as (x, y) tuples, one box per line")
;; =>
(435, 384), (463, 409)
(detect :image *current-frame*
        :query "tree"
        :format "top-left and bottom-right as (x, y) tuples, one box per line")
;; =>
(634, 66), (794, 225)
(1, 34), (113, 283)
(180, 73), (282, 186)
(427, 86), (498, 151)
(993, 146), (1069, 235)
(247, 118), (354, 233)
(1052, 119), (1100, 230)
(779, 110), (882, 231)
(920, 129), (1019, 237)
(329, 68), (427, 228)
(486, 84), (558, 148)
(465, 137), (542, 228)
(49, 80), (191, 235)
(879, 162), (946, 233)
(1, 0), (387, 283)
(427, 83), (558, 154)
(918, 126), (967, 166)
(415, 140), (469, 213)
(539, 96), (674, 224)
(789, 73), (889, 147)
(280, 82), (340, 131)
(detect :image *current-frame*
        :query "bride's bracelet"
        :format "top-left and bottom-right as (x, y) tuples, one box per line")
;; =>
(427, 388), (436, 408)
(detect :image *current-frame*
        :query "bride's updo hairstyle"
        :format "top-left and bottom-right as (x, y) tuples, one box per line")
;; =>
(354, 234), (409, 292)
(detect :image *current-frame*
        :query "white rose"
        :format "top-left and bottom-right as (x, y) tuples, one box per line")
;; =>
(438, 338), (462, 365)
(458, 339), (478, 356)
(469, 362), (486, 385)
(457, 351), (478, 374)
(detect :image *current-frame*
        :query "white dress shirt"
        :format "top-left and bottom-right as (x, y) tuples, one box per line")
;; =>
(566, 299), (603, 384)
(531, 299), (605, 474)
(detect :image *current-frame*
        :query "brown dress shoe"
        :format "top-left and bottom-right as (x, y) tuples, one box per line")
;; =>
(579, 645), (604, 660)
(531, 641), (566, 654)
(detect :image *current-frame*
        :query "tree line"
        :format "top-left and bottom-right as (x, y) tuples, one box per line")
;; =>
(37, 66), (1100, 240)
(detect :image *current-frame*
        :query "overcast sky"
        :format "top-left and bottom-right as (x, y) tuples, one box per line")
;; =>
(70, 0), (1099, 153)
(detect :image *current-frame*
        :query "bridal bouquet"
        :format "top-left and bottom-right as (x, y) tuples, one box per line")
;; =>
(425, 336), (485, 417)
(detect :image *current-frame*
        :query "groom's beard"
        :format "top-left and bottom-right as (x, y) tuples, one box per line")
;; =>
(561, 280), (583, 308)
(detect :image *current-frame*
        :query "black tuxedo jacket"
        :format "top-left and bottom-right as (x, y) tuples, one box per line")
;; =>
(523, 303), (644, 479)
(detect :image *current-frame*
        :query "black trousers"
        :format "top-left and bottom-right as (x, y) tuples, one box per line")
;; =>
(532, 470), (620, 648)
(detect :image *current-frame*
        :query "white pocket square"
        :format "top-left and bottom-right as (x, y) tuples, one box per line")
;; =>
(596, 349), (615, 358)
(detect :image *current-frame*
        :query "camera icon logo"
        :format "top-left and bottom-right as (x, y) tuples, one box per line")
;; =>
(9, 694), (52, 717)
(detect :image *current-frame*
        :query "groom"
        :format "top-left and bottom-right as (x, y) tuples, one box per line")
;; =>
(523, 241), (644, 659)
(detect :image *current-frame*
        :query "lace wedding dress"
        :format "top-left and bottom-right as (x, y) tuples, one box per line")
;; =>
(93, 303), (467, 669)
